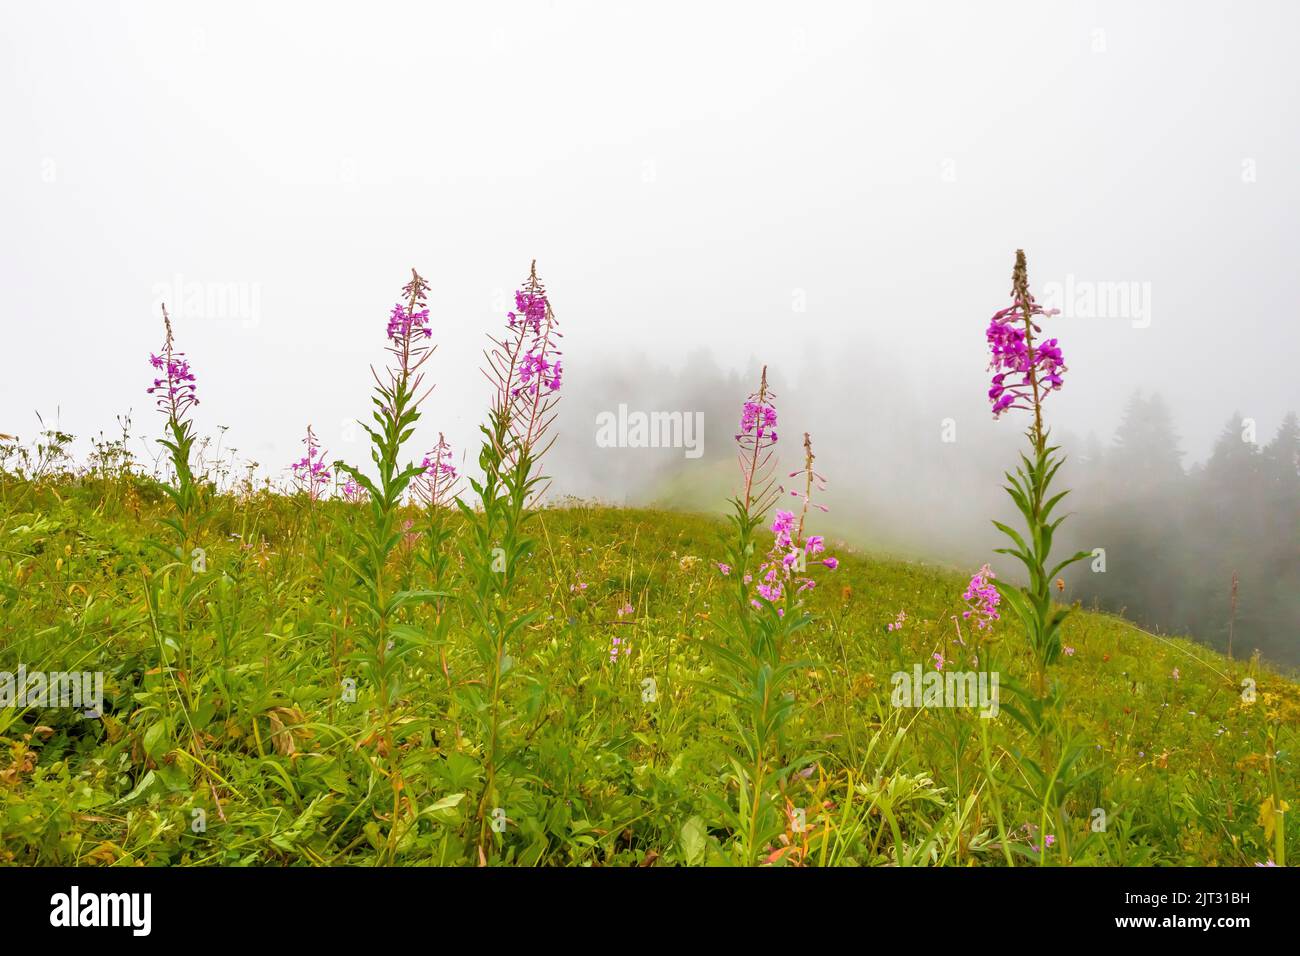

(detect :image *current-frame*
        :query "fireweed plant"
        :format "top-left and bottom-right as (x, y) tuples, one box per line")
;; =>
(141, 305), (229, 818)
(415, 433), (461, 702)
(981, 250), (1099, 865)
(706, 370), (838, 864)
(290, 424), (343, 703)
(290, 425), (331, 502)
(985, 250), (1090, 700)
(289, 425), (332, 585)
(333, 269), (442, 862)
(147, 305), (203, 547)
(455, 261), (562, 860)
(144, 305), (208, 659)
(2, 269), (1293, 865)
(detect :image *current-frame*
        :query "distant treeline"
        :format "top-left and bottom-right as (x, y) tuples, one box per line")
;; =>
(548, 351), (1300, 668)
(1065, 394), (1300, 668)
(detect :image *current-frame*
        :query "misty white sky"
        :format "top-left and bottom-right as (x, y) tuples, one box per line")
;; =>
(3, 0), (1298, 481)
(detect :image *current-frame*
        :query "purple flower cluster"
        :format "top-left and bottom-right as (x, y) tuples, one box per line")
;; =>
(419, 433), (459, 507)
(421, 439), (458, 482)
(609, 633), (630, 664)
(147, 356), (197, 418)
(751, 509), (838, 610)
(508, 290), (547, 334)
(291, 425), (331, 500)
(387, 271), (434, 347)
(730, 368), (785, 516)
(147, 324), (199, 423)
(609, 602), (634, 663)
(517, 350), (562, 397)
(506, 282), (562, 400)
(738, 399), (778, 445)
(985, 295), (1065, 418)
(961, 564), (1001, 629)
(486, 262), (564, 465)
(387, 302), (433, 344)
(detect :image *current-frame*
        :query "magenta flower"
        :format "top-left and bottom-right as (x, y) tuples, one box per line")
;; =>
(387, 302), (432, 344)
(146, 307), (199, 424)
(508, 289), (547, 335)
(291, 425), (331, 500)
(609, 634), (630, 663)
(371, 269), (436, 414)
(418, 432), (460, 507)
(739, 401), (778, 441)
(516, 350), (562, 398)
(717, 562), (732, 576)
(771, 510), (796, 549)
(962, 564), (1001, 629)
(734, 368), (780, 515)
(486, 262), (563, 468)
(421, 445), (457, 481)
(505, 274), (562, 404)
(749, 437), (839, 611)
(610, 603), (634, 663)
(984, 256), (1066, 418)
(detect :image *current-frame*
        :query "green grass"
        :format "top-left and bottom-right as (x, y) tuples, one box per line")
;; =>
(0, 475), (1294, 866)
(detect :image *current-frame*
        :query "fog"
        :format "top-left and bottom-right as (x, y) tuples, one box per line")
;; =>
(3, 2), (1298, 662)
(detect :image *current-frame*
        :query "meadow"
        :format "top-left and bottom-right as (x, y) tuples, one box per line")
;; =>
(0, 256), (1294, 867)
(2, 483), (1295, 866)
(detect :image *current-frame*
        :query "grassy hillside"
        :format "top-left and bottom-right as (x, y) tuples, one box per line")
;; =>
(0, 476), (1295, 866)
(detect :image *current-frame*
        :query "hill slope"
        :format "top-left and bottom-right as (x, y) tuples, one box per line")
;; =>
(0, 480), (1295, 865)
